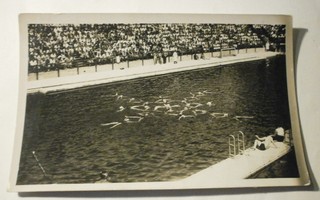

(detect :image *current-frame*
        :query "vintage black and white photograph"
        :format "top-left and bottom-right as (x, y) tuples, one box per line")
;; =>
(9, 14), (310, 192)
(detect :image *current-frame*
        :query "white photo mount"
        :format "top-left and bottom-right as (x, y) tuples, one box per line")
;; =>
(9, 13), (310, 192)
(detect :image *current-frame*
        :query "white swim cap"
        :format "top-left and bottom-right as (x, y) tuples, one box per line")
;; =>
(275, 127), (284, 136)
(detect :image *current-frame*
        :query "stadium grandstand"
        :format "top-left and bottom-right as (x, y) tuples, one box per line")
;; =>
(28, 24), (285, 73)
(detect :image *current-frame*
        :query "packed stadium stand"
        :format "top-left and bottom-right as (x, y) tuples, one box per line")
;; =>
(28, 24), (285, 73)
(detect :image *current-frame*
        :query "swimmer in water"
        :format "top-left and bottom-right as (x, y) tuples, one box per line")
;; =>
(179, 106), (189, 115)
(202, 90), (212, 94)
(211, 112), (229, 118)
(137, 112), (154, 117)
(155, 97), (170, 104)
(181, 99), (193, 107)
(117, 95), (124, 100)
(164, 103), (180, 115)
(165, 109), (177, 115)
(144, 105), (150, 111)
(131, 102), (150, 111)
(131, 105), (149, 111)
(206, 101), (214, 107)
(195, 91), (205, 97)
(154, 102), (172, 111)
(178, 114), (195, 120)
(101, 122), (122, 129)
(233, 115), (254, 121)
(129, 98), (143, 104)
(164, 103), (172, 110)
(189, 102), (203, 108)
(181, 98), (201, 108)
(153, 101), (176, 114)
(181, 98), (188, 104)
(154, 105), (164, 111)
(124, 115), (144, 123)
(109, 92), (125, 100)
(186, 93), (199, 101)
(98, 171), (111, 182)
(116, 106), (125, 112)
(193, 109), (207, 116)
(179, 106), (196, 115)
(143, 102), (150, 110)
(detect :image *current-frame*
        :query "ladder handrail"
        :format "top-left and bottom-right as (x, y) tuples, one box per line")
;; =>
(237, 131), (245, 155)
(228, 131), (246, 158)
(228, 135), (236, 157)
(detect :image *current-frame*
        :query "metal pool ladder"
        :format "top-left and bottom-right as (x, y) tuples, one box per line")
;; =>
(229, 131), (245, 158)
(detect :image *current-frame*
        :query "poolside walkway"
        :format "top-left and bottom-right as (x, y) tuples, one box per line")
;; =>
(182, 142), (291, 183)
(27, 51), (280, 93)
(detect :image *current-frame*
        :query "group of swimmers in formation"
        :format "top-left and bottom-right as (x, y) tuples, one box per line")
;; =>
(101, 90), (254, 129)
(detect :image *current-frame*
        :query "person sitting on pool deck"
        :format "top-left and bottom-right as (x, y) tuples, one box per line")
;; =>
(253, 134), (277, 151)
(272, 127), (285, 142)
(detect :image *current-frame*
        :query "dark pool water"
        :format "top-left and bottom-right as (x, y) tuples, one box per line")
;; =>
(17, 55), (295, 184)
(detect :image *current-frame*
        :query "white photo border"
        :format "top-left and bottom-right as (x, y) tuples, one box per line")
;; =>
(9, 13), (310, 192)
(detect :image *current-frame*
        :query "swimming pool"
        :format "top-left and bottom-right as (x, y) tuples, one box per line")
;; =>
(17, 55), (294, 184)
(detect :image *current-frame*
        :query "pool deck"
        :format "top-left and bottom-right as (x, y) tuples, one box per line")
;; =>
(182, 142), (291, 183)
(27, 51), (281, 94)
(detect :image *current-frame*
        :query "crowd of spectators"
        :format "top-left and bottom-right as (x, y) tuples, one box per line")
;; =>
(28, 23), (285, 73)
